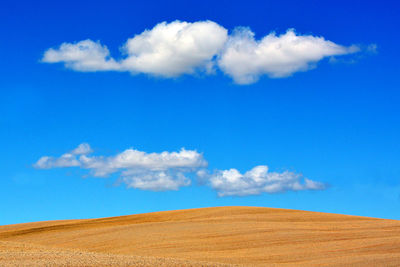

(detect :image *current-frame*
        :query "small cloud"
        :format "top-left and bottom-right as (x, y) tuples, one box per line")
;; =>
(203, 165), (325, 197)
(34, 154), (80, 169)
(71, 143), (93, 155)
(42, 40), (120, 71)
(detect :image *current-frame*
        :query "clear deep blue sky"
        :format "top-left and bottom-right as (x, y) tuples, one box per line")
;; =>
(1, 0), (400, 225)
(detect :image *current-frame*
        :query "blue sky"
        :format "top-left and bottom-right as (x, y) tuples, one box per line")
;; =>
(1, 0), (400, 225)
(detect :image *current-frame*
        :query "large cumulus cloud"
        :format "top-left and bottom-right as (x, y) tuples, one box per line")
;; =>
(42, 20), (360, 84)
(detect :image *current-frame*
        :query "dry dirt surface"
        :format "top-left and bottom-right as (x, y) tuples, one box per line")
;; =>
(1, 206), (400, 266)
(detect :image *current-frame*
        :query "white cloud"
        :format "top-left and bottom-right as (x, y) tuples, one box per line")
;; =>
(33, 143), (93, 169)
(78, 147), (207, 178)
(42, 21), (360, 84)
(42, 40), (120, 71)
(34, 144), (326, 194)
(121, 170), (191, 191)
(218, 28), (359, 84)
(34, 154), (80, 169)
(120, 21), (228, 76)
(34, 144), (206, 191)
(71, 143), (93, 155)
(42, 20), (227, 77)
(205, 165), (325, 196)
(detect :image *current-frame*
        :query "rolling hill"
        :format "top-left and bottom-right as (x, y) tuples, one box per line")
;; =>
(1, 206), (400, 266)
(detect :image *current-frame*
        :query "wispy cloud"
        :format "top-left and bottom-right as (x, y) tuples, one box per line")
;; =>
(42, 20), (360, 84)
(34, 143), (325, 195)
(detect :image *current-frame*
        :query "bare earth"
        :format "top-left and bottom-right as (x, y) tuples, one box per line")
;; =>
(1, 206), (400, 266)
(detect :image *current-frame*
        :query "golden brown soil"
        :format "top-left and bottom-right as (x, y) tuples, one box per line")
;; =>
(1, 206), (400, 266)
